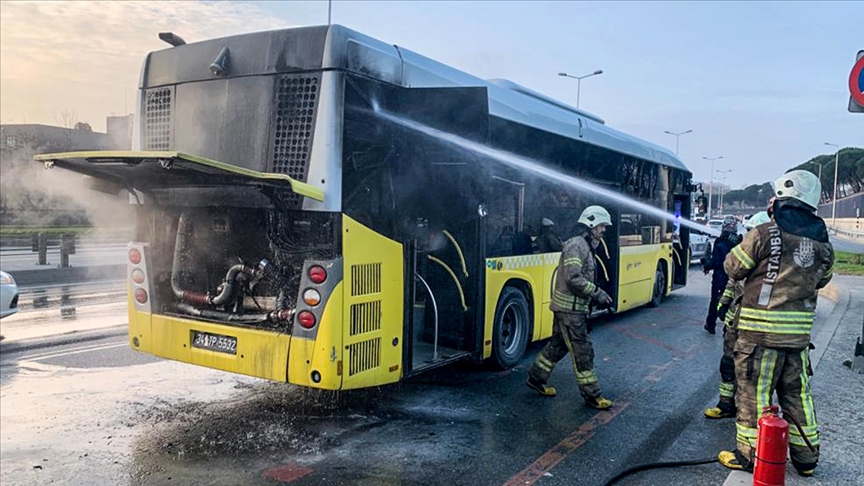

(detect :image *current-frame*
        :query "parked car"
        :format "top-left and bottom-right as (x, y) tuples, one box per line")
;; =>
(1, 271), (19, 319)
(689, 229), (714, 260)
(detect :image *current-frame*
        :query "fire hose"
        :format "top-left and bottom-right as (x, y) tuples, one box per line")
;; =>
(601, 410), (817, 486)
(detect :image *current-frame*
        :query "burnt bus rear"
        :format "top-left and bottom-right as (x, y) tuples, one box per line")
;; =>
(38, 26), (414, 390)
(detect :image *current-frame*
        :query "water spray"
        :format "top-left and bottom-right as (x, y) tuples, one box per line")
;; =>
(375, 110), (721, 238)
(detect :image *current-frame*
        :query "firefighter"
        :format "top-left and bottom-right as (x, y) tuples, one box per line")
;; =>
(702, 221), (739, 334)
(526, 206), (615, 410)
(704, 211), (772, 420)
(718, 171), (834, 476)
(536, 218), (563, 253)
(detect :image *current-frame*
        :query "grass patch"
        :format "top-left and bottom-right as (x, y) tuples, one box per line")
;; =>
(835, 250), (864, 276)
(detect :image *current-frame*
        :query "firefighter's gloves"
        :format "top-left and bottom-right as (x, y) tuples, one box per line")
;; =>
(593, 288), (613, 308)
(717, 302), (730, 321)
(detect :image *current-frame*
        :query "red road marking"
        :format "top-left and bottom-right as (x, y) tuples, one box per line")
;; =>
(262, 464), (314, 483)
(608, 324), (687, 358)
(502, 401), (630, 486)
(502, 342), (706, 485)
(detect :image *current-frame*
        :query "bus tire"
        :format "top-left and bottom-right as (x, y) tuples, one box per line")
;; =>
(492, 286), (530, 369)
(648, 263), (666, 308)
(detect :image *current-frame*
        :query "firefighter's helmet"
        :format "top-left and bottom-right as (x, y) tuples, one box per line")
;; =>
(745, 211), (771, 230)
(578, 206), (612, 228)
(772, 170), (821, 210)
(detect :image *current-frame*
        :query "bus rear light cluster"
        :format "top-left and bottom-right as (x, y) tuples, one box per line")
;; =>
(308, 265), (327, 284)
(128, 244), (150, 310)
(297, 310), (316, 329)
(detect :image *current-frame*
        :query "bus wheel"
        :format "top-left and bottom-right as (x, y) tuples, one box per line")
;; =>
(492, 287), (530, 369)
(648, 264), (666, 308)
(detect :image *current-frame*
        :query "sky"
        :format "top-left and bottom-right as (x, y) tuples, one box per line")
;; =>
(1, 0), (862, 188)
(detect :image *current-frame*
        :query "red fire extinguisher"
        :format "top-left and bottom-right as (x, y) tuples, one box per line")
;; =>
(753, 405), (789, 486)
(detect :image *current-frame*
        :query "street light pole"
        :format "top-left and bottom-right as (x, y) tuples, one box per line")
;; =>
(558, 70), (603, 109)
(664, 129), (693, 156)
(825, 142), (840, 226)
(702, 156), (723, 217)
(716, 169), (732, 213)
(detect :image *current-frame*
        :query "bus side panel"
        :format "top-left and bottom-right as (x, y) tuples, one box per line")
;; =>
(617, 244), (675, 311)
(617, 245), (659, 311)
(127, 291), (152, 353)
(147, 314), (291, 381)
(539, 253), (559, 339)
(287, 282), (344, 389)
(341, 216), (404, 390)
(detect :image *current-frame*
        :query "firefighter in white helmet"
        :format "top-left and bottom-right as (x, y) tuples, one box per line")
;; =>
(527, 205), (615, 410)
(704, 211), (773, 420)
(718, 171), (834, 476)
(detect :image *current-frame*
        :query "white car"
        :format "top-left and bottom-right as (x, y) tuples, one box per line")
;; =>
(1, 271), (19, 319)
(689, 229), (714, 260)
(706, 219), (725, 233)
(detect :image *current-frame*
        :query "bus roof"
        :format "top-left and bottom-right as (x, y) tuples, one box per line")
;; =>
(143, 24), (689, 173)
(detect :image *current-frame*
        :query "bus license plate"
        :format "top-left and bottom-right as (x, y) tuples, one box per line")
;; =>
(191, 331), (237, 355)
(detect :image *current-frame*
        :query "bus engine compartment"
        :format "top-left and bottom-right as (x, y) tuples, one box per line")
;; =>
(138, 202), (340, 333)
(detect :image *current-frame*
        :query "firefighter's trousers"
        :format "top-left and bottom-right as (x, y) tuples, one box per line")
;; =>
(717, 324), (737, 409)
(528, 312), (601, 400)
(733, 337), (819, 468)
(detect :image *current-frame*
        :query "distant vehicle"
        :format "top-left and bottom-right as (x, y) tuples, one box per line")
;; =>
(0, 271), (19, 319)
(689, 230), (713, 260)
(707, 219), (724, 232)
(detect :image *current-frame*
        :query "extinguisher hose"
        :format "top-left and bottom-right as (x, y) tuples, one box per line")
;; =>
(601, 456), (719, 486)
(782, 411), (819, 454)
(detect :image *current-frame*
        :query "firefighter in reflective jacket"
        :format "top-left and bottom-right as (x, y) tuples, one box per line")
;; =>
(527, 206), (615, 410)
(704, 211), (772, 420)
(718, 171), (834, 477)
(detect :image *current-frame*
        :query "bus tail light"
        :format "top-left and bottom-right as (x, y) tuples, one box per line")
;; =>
(303, 289), (321, 306)
(134, 288), (149, 304)
(129, 248), (142, 264)
(297, 310), (316, 329)
(308, 265), (327, 284)
(131, 268), (146, 284)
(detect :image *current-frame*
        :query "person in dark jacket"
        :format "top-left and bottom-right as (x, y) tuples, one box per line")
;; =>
(702, 221), (738, 334)
(536, 218), (563, 253)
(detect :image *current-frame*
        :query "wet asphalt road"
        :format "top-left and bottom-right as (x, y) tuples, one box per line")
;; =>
(1, 270), (753, 486)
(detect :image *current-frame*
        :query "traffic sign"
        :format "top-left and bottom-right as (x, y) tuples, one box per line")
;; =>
(849, 50), (864, 113)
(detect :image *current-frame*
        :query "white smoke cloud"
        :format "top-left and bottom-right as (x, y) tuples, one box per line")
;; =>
(0, 1), (290, 131)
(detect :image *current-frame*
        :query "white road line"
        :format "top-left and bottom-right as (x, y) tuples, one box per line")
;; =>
(19, 340), (128, 362)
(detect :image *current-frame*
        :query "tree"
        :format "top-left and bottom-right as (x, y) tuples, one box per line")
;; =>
(791, 147), (864, 202)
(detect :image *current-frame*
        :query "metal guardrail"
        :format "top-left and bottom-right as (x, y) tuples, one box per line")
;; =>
(829, 226), (864, 242)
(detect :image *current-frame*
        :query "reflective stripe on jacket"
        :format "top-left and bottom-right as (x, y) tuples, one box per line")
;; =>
(724, 222), (833, 348)
(550, 233), (596, 314)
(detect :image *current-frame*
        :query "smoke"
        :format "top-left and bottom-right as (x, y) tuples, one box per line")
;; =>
(0, 143), (134, 237)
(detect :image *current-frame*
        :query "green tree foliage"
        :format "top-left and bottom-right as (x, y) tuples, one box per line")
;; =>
(791, 147), (864, 202)
(721, 147), (864, 209)
(722, 182), (773, 209)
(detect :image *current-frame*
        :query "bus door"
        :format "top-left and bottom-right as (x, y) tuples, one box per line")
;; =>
(671, 194), (690, 288)
(369, 84), (490, 374)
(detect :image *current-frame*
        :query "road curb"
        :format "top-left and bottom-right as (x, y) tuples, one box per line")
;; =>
(0, 325), (127, 354)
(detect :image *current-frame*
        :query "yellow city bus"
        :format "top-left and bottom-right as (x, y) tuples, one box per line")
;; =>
(35, 25), (694, 390)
